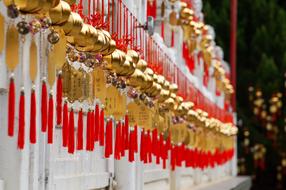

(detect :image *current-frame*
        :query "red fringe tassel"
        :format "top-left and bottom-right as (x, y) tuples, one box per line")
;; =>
(47, 94), (54, 144)
(18, 91), (25, 149)
(41, 81), (48, 132)
(105, 119), (113, 158)
(68, 109), (75, 154)
(30, 89), (36, 144)
(77, 109), (83, 150)
(62, 102), (69, 147)
(8, 77), (15, 137)
(99, 109), (105, 146)
(56, 74), (63, 125)
(115, 121), (122, 160)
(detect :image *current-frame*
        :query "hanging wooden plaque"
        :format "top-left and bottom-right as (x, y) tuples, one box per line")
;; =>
(93, 67), (107, 103)
(0, 13), (4, 54)
(5, 25), (19, 71)
(29, 39), (37, 82)
(105, 86), (126, 120)
(62, 61), (71, 97)
(127, 102), (153, 130)
(48, 47), (56, 87)
(53, 30), (67, 69)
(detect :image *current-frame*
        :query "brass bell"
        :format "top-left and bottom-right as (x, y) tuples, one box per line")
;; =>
(61, 12), (83, 36)
(127, 49), (140, 64)
(169, 83), (178, 93)
(137, 59), (148, 72)
(49, 1), (71, 25)
(158, 89), (170, 103)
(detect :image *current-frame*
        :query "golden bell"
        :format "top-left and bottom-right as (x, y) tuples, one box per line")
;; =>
(103, 49), (125, 70)
(163, 80), (170, 90)
(127, 50), (140, 64)
(127, 69), (146, 88)
(137, 59), (148, 72)
(145, 67), (154, 77)
(116, 55), (136, 76)
(164, 97), (175, 110)
(146, 83), (161, 97)
(99, 30), (112, 53)
(186, 109), (198, 123)
(158, 89), (170, 103)
(169, 83), (178, 93)
(102, 39), (116, 56)
(72, 24), (97, 47)
(153, 74), (158, 82)
(140, 74), (153, 90)
(49, 1), (71, 25)
(157, 75), (165, 86)
(61, 12), (83, 36)
(180, 8), (193, 20)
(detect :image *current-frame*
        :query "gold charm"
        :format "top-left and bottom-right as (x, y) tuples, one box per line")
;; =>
(62, 61), (71, 97)
(29, 39), (38, 82)
(5, 25), (19, 72)
(0, 13), (4, 54)
(93, 67), (107, 103)
(53, 30), (67, 69)
(105, 86), (126, 120)
(48, 46), (56, 87)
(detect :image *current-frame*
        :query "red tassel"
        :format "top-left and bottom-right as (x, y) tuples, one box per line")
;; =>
(134, 125), (138, 153)
(147, 130), (152, 163)
(94, 104), (100, 142)
(121, 122), (126, 157)
(99, 109), (105, 146)
(56, 74), (63, 125)
(47, 93), (54, 144)
(8, 77), (15, 137)
(124, 115), (129, 150)
(77, 109), (83, 150)
(30, 89), (36, 144)
(41, 81), (48, 132)
(90, 110), (95, 151)
(86, 111), (91, 151)
(128, 129), (135, 162)
(105, 119), (113, 158)
(115, 121), (122, 160)
(140, 129), (145, 162)
(18, 91), (25, 150)
(171, 30), (175, 47)
(68, 109), (75, 154)
(62, 102), (69, 147)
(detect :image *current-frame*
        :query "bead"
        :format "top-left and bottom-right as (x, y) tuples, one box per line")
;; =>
(139, 93), (146, 101)
(78, 53), (87, 63)
(40, 17), (52, 29)
(17, 21), (30, 35)
(47, 31), (60, 44)
(68, 51), (78, 62)
(29, 19), (42, 34)
(7, 4), (19, 19)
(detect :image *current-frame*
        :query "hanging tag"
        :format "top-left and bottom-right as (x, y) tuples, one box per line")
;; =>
(29, 39), (38, 82)
(5, 25), (19, 71)
(93, 67), (107, 103)
(127, 102), (153, 130)
(105, 86), (126, 120)
(62, 61), (71, 97)
(48, 48), (56, 87)
(0, 13), (4, 54)
(53, 30), (67, 69)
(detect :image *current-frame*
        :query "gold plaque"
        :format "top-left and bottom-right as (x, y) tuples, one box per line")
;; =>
(53, 30), (67, 69)
(127, 102), (153, 130)
(0, 13), (4, 54)
(93, 67), (107, 103)
(48, 47), (56, 87)
(5, 25), (19, 71)
(29, 39), (37, 82)
(105, 86), (126, 120)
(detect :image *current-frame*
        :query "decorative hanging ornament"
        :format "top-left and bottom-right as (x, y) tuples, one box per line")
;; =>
(6, 25), (19, 137)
